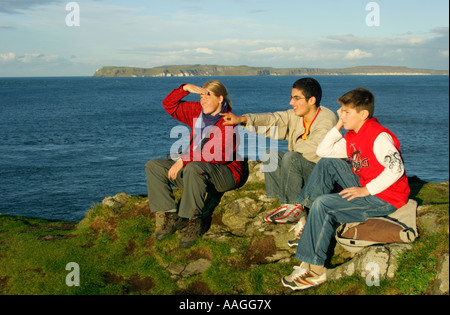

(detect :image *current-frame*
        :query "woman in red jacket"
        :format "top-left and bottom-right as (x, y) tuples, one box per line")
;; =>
(145, 81), (247, 248)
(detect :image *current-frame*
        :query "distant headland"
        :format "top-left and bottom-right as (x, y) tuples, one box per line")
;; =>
(93, 65), (449, 77)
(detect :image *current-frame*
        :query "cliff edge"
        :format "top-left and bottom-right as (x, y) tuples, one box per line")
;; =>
(0, 162), (448, 295)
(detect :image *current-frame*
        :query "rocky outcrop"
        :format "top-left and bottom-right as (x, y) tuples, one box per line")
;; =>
(203, 185), (417, 281)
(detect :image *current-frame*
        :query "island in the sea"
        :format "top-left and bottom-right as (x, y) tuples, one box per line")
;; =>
(93, 65), (448, 77)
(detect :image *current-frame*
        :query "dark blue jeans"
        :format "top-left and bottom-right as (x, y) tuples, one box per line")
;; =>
(295, 158), (397, 266)
(262, 149), (316, 204)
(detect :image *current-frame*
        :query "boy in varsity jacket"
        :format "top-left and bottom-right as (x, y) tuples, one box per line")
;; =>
(282, 88), (410, 291)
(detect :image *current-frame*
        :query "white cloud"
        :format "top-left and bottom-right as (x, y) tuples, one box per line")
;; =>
(195, 48), (213, 55)
(0, 52), (16, 61)
(0, 52), (60, 63)
(318, 28), (448, 69)
(344, 49), (374, 60)
(18, 53), (59, 63)
(253, 46), (286, 55)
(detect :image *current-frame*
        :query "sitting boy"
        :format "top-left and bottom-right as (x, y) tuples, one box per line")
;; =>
(222, 78), (337, 224)
(282, 88), (410, 291)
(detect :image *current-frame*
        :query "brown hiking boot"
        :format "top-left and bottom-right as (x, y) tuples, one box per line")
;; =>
(179, 217), (202, 248)
(155, 212), (186, 240)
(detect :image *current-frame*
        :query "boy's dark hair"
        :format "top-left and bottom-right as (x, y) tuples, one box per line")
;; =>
(293, 77), (322, 106)
(338, 88), (375, 118)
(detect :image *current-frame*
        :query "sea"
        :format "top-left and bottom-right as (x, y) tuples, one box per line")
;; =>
(0, 75), (449, 222)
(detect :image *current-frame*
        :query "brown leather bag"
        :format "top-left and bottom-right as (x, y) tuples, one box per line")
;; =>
(336, 199), (418, 253)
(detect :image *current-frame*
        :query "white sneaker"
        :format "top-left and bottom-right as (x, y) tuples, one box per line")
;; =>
(264, 204), (304, 224)
(282, 263), (326, 291)
(287, 216), (307, 247)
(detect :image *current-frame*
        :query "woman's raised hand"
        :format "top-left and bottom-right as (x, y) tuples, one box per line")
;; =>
(183, 84), (210, 95)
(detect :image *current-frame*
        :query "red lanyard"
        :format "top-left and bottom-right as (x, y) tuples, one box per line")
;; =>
(303, 107), (321, 128)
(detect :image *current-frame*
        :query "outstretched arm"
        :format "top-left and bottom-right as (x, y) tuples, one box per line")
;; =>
(221, 112), (247, 125)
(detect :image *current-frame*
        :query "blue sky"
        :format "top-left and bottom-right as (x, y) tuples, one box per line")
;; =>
(0, 0), (448, 76)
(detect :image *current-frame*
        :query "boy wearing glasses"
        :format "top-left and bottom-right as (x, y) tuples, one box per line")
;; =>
(222, 78), (337, 224)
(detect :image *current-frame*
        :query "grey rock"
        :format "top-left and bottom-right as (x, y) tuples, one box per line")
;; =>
(433, 253), (449, 295)
(327, 243), (413, 281)
(102, 192), (130, 208)
(182, 259), (212, 277)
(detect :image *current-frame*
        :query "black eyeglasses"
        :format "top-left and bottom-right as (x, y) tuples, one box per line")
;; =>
(290, 96), (308, 101)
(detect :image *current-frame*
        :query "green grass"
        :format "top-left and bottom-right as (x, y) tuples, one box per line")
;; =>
(0, 179), (448, 295)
